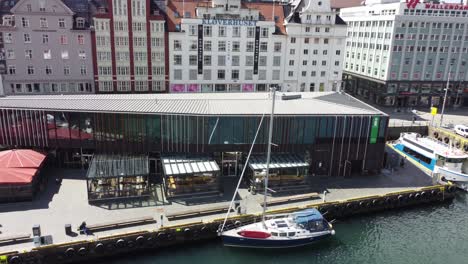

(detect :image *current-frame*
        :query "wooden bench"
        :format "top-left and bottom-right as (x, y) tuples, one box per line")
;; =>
(0, 233), (31, 244)
(166, 205), (232, 221)
(266, 193), (319, 206)
(78, 216), (156, 233)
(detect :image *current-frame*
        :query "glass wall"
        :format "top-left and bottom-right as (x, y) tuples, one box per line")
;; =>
(0, 109), (388, 156)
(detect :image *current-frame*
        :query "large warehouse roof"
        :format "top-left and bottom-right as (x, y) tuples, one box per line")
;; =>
(0, 92), (386, 116)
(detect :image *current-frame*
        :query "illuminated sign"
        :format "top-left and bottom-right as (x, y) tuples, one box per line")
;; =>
(406, 0), (468, 10)
(202, 19), (256, 26)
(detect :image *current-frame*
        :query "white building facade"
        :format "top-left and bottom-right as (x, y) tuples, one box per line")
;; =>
(341, 0), (468, 108)
(167, 0), (346, 93)
(283, 0), (347, 92)
(91, 0), (166, 93)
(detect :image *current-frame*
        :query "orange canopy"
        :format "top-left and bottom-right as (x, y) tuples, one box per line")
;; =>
(0, 168), (37, 185)
(0, 149), (46, 168)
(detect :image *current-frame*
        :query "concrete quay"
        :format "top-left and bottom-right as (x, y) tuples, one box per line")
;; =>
(0, 147), (454, 263)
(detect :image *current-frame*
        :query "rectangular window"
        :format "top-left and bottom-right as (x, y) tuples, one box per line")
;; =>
(42, 34), (48, 44)
(260, 42), (268, 52)
(246, 56), (254, 66)
(45, 66), (52, 75)
(203, 69), (211, 80)
(274, 42), (281, 52)
(22, 17), (29, 27)
(273, 70), (280, 80)
(232, 69), (239, 80)
(40, 18), (48, 28)
(246, 41), (254, 52)
(273, 56), (281, 66)
(247, 27), (255, 38)
(218, 26), (226, 37)
(259, 56), (267, 66)
(245, 70), (253, 80)
(6, 50), (14, 59)
(24, 49), (32, 59)
(60, 35), (68, 45)
(59, 18), (66, 28)
(174, 69), (182, 80)
(232, 55), (240, 66)
(43, 50), (51, 60)
(189, 25), (197, 36)
(61, 50), (69, 59)
(203, 25), (212, 37)
(24, 33), (31, 43)
(204, 55), (211, 66)
(218, 55), (226, 66)
(261, 28), (268, 38)
(80, 65), (87, 75)
(189, 55), (197, 65)
(78, 35), (85, 45)
(173, 40), (182, 50)
(189, 69), (197, 80)
(233, 26), (241, 37)
(174, 55), (182, 65)
(79, 51), (86, 59)
(27, 65), (34, 75)
(218, 41), (226, 52)
(217, 70), (225, 80)
(204, 40), (212, 51)
(8, 65), (15, 75)
(232, 41), (240, 52)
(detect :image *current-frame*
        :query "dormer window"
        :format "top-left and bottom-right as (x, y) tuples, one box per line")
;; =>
(76, 18), (85, 28)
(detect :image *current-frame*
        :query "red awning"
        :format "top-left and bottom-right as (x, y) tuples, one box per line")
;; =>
(0, 168), (37, 185)
(0, 149), (46, 168)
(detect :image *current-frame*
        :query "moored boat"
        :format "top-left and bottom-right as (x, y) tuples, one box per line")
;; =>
(221, 209), (335, 248)
(394, 132), (468, 190)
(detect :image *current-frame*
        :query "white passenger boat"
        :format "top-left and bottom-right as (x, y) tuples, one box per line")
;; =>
(394, 132), (468, 190)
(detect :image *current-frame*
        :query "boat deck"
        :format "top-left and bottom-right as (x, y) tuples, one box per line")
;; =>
(403, 133), (468, 158)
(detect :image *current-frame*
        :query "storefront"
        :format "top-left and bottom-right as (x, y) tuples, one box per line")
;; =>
(86, 155), (150, 202)
(249, 154), (309, 192)
(162, 156), (221, 198)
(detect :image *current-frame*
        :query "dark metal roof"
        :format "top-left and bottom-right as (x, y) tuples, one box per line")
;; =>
(87, 154), (149, 179)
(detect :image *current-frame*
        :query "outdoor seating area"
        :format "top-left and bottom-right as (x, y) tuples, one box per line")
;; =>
(162, 156), (221, 198)
(0, 149), (47, 203)
(86, 155), (150, 202)
(249, 154), (310, 192)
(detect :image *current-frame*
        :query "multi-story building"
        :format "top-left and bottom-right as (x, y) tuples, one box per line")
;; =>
(0, 0), (94, 95)
(341, 0), (468, 108)
(89, 0), (166, 93)
(166, 0), (346, 93)
(283, 0), (347, 92)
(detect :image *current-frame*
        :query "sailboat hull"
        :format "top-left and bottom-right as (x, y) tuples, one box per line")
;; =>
(222, 232), (332, 249)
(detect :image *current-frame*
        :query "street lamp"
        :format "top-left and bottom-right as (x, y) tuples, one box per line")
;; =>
(439, 64), (453, 127)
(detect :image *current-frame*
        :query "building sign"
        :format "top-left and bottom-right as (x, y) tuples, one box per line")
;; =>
(198, 24), (203, 75)
(202, 19), (256, 26)
(253, 26), (260, 75)
(369, 116), (380, 144)
(406, 0), (468, 10)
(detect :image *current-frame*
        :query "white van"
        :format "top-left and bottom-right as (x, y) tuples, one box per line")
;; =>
(455, 125), (468, 138)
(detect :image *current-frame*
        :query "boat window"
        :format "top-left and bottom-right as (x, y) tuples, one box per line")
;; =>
(446, 158), (464, 163)
(288, 232), (296, 237)
(279, 233), (287, 237)
(271, 232), (278, 237)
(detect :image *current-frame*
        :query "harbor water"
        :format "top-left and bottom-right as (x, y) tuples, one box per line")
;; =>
(100, 193), (468, 264)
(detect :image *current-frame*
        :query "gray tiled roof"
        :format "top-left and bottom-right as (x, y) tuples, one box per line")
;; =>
(0, 92), (387, 116)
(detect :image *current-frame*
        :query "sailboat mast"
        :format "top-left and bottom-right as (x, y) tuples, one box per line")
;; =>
(262, 88), (276, 227)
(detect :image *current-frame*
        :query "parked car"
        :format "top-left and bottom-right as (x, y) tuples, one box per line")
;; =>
(454, 125), (468, 138)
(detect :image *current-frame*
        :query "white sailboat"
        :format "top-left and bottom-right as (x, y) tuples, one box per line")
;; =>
(219, 89), (335, 248)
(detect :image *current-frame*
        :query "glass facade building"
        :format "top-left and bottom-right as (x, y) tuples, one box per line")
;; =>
(0, 108), (388, 177)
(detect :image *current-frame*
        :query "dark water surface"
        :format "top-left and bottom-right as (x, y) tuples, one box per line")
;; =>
(101, 194), (468, 264)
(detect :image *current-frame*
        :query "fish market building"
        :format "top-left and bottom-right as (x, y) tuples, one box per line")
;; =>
(0, 92), (388, 198)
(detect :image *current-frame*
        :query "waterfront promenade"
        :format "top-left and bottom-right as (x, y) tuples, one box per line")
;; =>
(0, 147), (432, 254)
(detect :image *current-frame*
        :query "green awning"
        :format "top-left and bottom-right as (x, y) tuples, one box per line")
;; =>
(249, 154), (309, 170)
